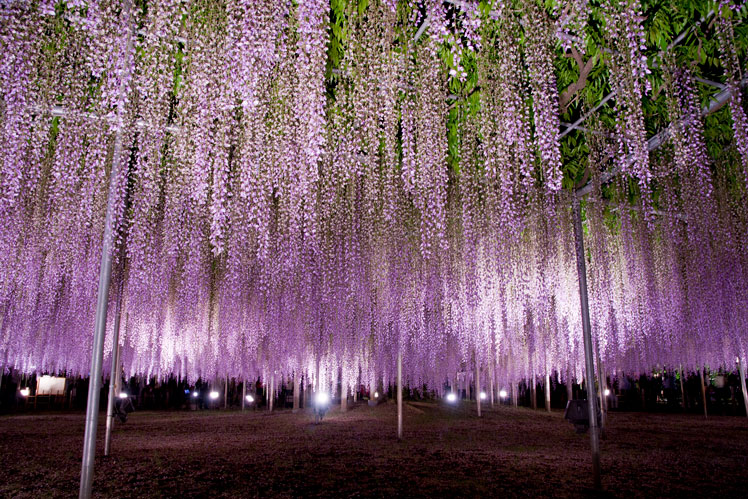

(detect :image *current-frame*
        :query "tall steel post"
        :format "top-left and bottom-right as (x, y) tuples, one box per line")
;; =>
(679, 365), (686, 410)
(738, 356), (748, 418)
(699, 366), (708, 419)
(397, 351), (402, 440)
(340, 370), (347, 412)
(104, 280), (124, 456)
(269, 372), (274, 412)
(596, 353), (607, 430)
(531, 373), (537, 410)
(79, 2), (133, 495)
(241, 380), (246, 411)
(475, 358), (481, 417)
(78, 0), (133, 499)
(292, 371), (300, 412)
(572, 198), (601, 490)
(489, 361), (495, 407)
(0, 360), (5, 404)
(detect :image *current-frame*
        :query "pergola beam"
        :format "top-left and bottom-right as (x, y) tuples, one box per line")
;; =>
(575, 76), (748, 197)
(694, 76), (726, 89)
(559, 12), (713, 138)
(560, 122), (613, 137)
(559, 92), (617, 139)
(34, 105), (181, 134)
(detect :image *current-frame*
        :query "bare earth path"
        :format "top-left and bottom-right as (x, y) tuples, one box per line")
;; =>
(1, 402), (746, 498)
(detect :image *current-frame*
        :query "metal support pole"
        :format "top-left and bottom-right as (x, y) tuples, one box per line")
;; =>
(79, 3), (133, 496)
(397, 351), (403, 440)
(340, 370), (347, 412)
(489, 362), (495, 407)
(699, 367), (708, 419)
(104, 282), (124, 457)
(572, 198), (602, 490)
(545, 373), (551, 412)
(269, 372), (274, 412)
(679, 365), (686, 410)
(312, 358), (320, 410)
(476, 359), (481, 417)
(224, 376), (228, 409)
(0, 361), (5, 407)
(596, 354), (607, 431)
(531, 373), (537, 410)
(292, 372), (300, 413)
(241, 380), (246, 411)
(738, 357), (748, 418)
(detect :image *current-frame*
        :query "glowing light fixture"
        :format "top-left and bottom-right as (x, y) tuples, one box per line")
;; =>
(499, 389), (508, 398)
(245, 394), (254, 403)
(604, 388), (611, 397)
(192, 391), (199, 398)
(479, 391), (487, 400)
(118, 392), (128, 399)
(373, 391), (379, 399)
(209, 391), (219, 400)
(315, 392), (330, 406)
(19, 388), (30, 397)
(446, 392), (457, 403)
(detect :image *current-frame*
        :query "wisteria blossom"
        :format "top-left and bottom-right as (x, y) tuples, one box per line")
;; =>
(0, 0), (746, 396)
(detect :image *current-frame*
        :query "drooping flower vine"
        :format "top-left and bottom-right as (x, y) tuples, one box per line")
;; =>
(525, 0), (563, 193)
(0, 0), (746, 394)
(603, 0), (653, 213)
(716, 2), (748, 192)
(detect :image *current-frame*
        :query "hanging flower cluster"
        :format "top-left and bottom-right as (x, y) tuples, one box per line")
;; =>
(716, 2), (748, 192)
(603, 0), (653, 211)
(558, 0), (589, 55)
(0, 1), (746, 398)
(525, 0), (563, 193)
(477, 3), (532, 238)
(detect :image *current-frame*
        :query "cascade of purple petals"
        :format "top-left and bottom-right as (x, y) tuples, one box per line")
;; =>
(0, 1), (746, 393)
(604, 0), (653, 215)
(716, 5), (748, 192)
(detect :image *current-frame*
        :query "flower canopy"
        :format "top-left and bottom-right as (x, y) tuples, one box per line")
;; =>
(1, 0), (747, 393)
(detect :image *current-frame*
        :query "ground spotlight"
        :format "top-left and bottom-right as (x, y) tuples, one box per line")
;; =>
(118, 392), (128, 399)
(192, 391), (199, 398)
(209, 391), (219, 400)
(313, 392), (331, 423)
(374, 391), (379, 399)
(479, 391), (487, 400)
(315, 392), (330, 406)
(604, 388), (611, 397)
(19, 388), (30, 397)
(446, 392), (457, 403)
(245, 394), (254, 403)
(499, 389), (508, 398)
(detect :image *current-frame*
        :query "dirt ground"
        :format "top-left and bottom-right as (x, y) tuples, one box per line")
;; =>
(0, 401), (746, 498)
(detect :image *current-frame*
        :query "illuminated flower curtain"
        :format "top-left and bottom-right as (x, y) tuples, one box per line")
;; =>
(0, 0), (746, 394)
